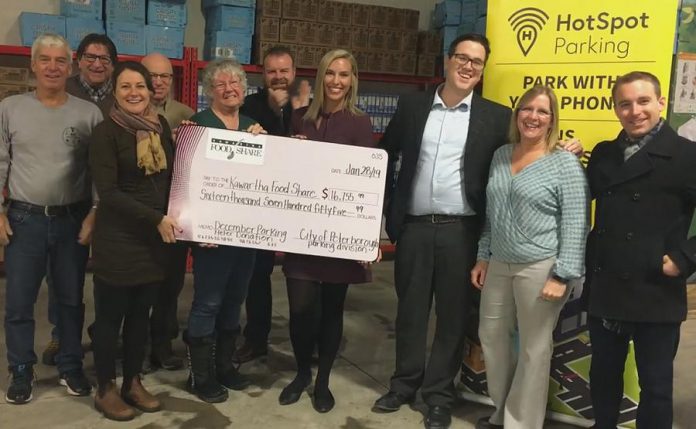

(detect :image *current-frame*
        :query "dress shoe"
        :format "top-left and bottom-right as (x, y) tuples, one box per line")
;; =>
(231, 341), (268, 364)
(312, 388), (335, 413)
(425, 405), (452, 429)
(150, 341), (184, 371)
(475, 416), (503, 429)
(372, 391), (414, 412)
(94, 381), (136, 421)
(278, 375), (311, 405)
(121, 376), (161, 412)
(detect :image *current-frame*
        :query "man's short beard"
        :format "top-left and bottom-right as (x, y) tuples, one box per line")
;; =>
(269, 78), (289, 89)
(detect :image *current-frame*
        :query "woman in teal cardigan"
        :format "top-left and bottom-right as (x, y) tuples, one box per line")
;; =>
(184, 59), (264, 404)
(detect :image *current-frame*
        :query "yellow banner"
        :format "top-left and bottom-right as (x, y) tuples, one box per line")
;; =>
(483, 0), (678, 151)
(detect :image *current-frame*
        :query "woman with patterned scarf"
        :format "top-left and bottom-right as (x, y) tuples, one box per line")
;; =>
(89, 61), (179, 421)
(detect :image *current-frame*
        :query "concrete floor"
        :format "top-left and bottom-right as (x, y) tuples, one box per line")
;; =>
(0, 262), (694, 429)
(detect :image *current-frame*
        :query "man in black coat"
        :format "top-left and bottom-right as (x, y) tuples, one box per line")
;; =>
(372, 33), (511, 429)
(585, 71), (696, 429)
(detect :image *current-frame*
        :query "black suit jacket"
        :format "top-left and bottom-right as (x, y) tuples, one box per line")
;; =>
(585, 124), (696, 323)
(380, 88), (511, 242)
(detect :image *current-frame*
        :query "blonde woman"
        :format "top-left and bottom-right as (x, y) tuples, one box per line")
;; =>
(471, 85), (589, 429)
(279, 49), (376, 413)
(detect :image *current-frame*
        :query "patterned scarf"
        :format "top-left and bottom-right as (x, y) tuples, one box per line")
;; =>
(109, 103), (167, 175)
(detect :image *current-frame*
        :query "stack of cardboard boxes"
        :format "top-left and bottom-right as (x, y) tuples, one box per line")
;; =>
(18, 0), (186, 59)
(416, 32), (442, 77)
(203, 0), (256, 63)
(256, 0), (419, 75)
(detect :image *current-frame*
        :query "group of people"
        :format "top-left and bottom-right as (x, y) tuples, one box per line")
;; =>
(0, 29), (693, 429)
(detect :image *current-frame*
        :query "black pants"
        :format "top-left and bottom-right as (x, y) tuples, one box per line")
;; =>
(389, 218), (479, 407)
(242, 250), (275, 347)
(93, 277), (158, 386)
(150, 244), (188, 345)
(286, 278), (347, 390)
(589, 316), (680, 429)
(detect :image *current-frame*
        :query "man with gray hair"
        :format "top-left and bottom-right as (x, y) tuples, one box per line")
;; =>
(0, 33), (103, 404)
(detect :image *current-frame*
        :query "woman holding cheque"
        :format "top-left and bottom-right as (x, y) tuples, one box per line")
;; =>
(470, 85), (589, 429)
(89, 61), (177, 421)
(278, 49), (379, 413)
(183, 59), (265, 404)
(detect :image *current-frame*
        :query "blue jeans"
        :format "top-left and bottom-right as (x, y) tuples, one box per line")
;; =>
(187, 245), (255, 338)
(4, 204), (89, 373)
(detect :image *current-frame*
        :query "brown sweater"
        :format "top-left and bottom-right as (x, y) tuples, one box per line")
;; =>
(89, 115), (175, 286)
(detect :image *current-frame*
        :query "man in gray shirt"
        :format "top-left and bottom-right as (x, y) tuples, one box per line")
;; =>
(0, 33), (103, 405)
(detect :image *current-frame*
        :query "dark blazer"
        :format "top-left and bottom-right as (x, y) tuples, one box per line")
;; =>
(380, 88), (511, 242)
(240, 88), (293, 137)
(89, 115), (175, 286)
(585, 124), (696, 323)
(66, 75), (115, 118)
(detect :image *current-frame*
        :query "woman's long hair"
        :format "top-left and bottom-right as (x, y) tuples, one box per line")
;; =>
(303, 49), (364, 123)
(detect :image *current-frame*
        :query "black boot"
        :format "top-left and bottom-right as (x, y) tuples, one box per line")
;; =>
(216, 329), (251, 391)
(183, 331), (228, 403)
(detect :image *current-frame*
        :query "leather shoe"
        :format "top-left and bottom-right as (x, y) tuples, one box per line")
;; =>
(231, 341), (268, 364)
(372, 391), (413, 412)
(475, 416), (503, 429)
(312, 388), (335, 413)
(278, 376), (311, 405)
(425, 405), (451, 429)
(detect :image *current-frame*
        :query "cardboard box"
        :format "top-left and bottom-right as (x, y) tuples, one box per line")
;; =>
(434, 0), (462, 28)
(333, 25), (351, 50)
(105, 0), (146, 25)
(296, 21), (319, 46)
(255, 17), (280, 41)
(145, 25), (184, 59)
(314, 23), (334, 47)
(367, 51), (386, 73)
(19, 13), (66, 47)
(401, 31), (418, 53)
(206, 6), (255, 33)
(369, 6), (389, 28)
(106, 21), (146, 56)
(351, 27), (369, 51)
(384, 30), (402, 52)
(60, 0), (103, 21)
(385, 7), (402, 29)
(295, 44), (323, 68)
(202, 0), (255, 9)
(256, 0), (282, 18)
(335, 2), (351, 25)
(397, 53), (417, 75)
(416, 54), (437, 77)
(317, 0), (336, 24)
(461, 0), (479, 21)
(463, 337), (486, 373)
(417, 31), (442, 55)
(147, 0), (187, 28)
(283, 0), (317, 22)
(402, 9), (420, 30)
(204, 31), (252, 62)
(440, 25), (460, 54)
(0, 67), (29, 85)
(279, 19), (301, 44)
(352, 49), (369, 72)
(351, 4), (369, 27)
(0, 84), (29, 101)
(381, 53), (400, 74)
(66, 18), (105, 52)
(368, 28), (388, 52)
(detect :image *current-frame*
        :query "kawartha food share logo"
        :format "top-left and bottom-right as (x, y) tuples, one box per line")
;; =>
(509, 7), (549, 56)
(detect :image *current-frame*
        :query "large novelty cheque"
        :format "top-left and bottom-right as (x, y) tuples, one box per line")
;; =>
(168, 126), (387, 261)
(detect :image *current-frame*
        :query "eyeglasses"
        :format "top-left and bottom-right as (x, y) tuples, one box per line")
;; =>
(150, 72), (173, 82)
(518, 106), (552, 119)
(81, 53), (113, 65)
(450, 53), (485, 70)
(213, 80), (242, 91)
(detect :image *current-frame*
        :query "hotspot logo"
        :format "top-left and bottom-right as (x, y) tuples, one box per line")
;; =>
(509, 7), (550, 56)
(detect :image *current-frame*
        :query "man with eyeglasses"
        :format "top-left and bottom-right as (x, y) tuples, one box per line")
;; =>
(373, 33), (511, 429)
(66, 33), (117, 117)
(140, 52), (194, 372)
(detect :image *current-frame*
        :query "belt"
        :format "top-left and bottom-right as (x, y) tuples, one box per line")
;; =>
(405, 214), (471, 224)
(8, 200), (89, 217)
